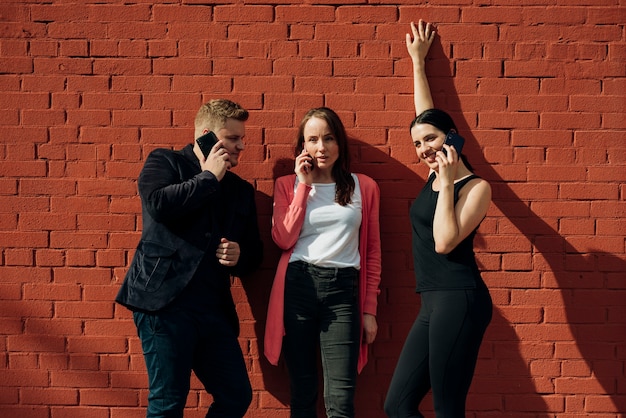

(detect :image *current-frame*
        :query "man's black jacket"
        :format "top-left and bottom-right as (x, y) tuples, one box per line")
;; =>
(115, 144), (263, 327)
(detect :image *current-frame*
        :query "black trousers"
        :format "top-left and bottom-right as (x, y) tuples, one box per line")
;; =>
(283, 260), (360, 418)
(385, 288), (492, 418)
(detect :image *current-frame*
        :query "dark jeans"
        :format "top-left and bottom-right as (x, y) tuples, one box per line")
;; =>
(283, 260), (360, 418)
(384, 288), (492, 418)
(133, 308), (252, 418)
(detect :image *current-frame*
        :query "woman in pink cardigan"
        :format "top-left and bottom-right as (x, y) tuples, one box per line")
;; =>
(264, 107), (382, 417)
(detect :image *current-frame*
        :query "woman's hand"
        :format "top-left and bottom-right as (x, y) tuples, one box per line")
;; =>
(435, 143), (460, 187)
(294, 148), (314, 185)
(406, 19), (436, 64)
(407, 19), (436, 115)
(363, 313), (378, 344)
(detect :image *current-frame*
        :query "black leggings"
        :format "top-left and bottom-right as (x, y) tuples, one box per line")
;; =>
(384, 289), (492, 418)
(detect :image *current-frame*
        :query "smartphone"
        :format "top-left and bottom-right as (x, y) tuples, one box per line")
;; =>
(196, 131), (219, 158)
(306, 153), (314, 171)
(443, 130), (465, 155)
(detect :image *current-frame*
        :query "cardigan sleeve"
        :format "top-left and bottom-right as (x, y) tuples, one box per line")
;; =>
(271, 176), (311, 250)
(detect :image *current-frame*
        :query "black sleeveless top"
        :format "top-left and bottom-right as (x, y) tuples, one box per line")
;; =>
(410, 172), (487, 292)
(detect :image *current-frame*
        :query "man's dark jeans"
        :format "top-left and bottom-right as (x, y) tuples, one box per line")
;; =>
(133, 308), (252, 418)
(283, 260), (360, 418)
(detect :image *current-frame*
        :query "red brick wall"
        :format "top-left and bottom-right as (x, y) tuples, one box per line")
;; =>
(0, 1), (624, 417)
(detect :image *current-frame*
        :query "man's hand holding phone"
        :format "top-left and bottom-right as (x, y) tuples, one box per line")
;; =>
(196, 131), (230, 181)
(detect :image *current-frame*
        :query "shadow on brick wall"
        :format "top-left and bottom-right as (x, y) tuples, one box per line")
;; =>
(238, 141), (570, 416)
(347, 140), (554, 416)
(425, 37), (626, 415)
(235, 35), (624, 412)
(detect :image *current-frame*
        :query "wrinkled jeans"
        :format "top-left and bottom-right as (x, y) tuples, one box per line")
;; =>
(134, 308), (252, 418)
(283, 260), (360, 418)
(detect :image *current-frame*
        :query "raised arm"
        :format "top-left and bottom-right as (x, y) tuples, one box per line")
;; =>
(406, 20), (436, 115)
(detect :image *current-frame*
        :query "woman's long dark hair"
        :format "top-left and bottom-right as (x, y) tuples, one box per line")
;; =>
(295, 107), (355, 206)
(410, 108), (473, 171)
(410, 108), (457, 133)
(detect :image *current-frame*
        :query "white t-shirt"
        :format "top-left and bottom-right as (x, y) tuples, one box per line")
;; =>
(289, 174), (362, 269)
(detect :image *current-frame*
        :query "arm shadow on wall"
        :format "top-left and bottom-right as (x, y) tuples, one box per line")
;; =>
(423, 39), (625, 415)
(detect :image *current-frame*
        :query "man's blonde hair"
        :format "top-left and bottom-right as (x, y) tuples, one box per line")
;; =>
(194, 99), (249, 133)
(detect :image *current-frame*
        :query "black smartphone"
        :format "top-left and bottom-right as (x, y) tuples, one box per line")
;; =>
(196, 131), (219, 158)
(306, 153), (314, 171)
(443, 130), (465, 155)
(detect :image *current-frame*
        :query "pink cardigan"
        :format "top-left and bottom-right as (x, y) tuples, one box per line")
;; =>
(264, 173), (381, 373)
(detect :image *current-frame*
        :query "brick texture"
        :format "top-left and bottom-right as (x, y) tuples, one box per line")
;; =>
(0, 1), (624, 417)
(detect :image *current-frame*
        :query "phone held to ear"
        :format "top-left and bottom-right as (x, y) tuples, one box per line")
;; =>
(443, 131), (465, 156)
(196, 131), (219, 158)
(306, 153), (314, 171)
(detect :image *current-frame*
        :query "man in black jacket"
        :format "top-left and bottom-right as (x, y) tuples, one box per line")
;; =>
(116, 99), (263, 418)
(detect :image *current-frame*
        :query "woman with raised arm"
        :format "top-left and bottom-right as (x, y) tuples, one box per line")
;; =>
(384, 20), (493, 418)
